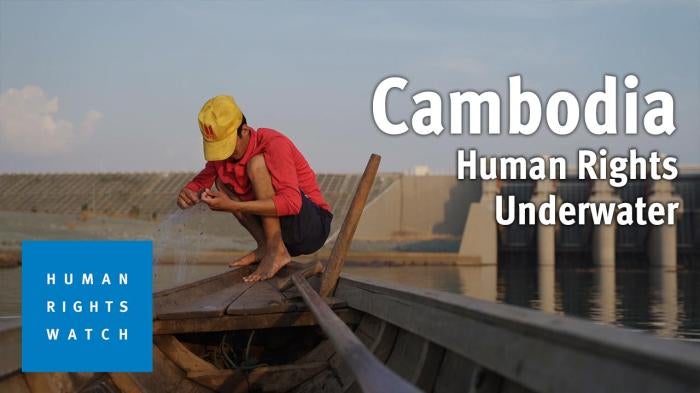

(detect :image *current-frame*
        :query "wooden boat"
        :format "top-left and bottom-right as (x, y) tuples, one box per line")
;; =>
(3, 154), (700, 393)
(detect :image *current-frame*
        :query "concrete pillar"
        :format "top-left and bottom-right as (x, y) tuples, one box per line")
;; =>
(458, 178), (500, 265)
(589, 179), (621, 267)
(646, 178), (683, 268)
(531, 178), (558, 266)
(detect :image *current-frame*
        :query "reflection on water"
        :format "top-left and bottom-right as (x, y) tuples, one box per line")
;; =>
(1, 263), (698, 342)
(593, 267), (616, 325)
(650, 268), (679, 337)
(346, 265), (700, 342)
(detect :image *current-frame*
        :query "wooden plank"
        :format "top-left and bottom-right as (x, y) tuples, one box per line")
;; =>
(282, 275), (322, 299)
(225, 281), (286, 315)
(413, 340), (444, 391)
(328, 350), (355, 388)
(23, 373), (95, 393)
(367, 320), (398, 362)
(433, 352), (479, 393)
(154, 267), (246, 299)
(154, 259), (318, 303)
(154, 335), (217, 374)
(331, 315), (393, 391)
(118, 345), (212, 393)
(0, 374), (31, 393)
(385, 330), (444, 390)
(127, 345), (183, 392)
(187, 362), (327, 393)
(157, 282), (253, 320)
(385, 331), (424, 381)
(109, 373), (144, 393)
(154, 308), (361, 335)
(336, 275), (700, 393)
(227, 281), (347, 316)
(292, 274), (420, 393)
(320, 154), (381, 297)
(341, 317), (401, 392)
(110, 345), (211, 393)
(353, 314), (383, 345)
(269, 260), (323, 291)
(155, 266), (254, 319)
(174, 377), (216, 393)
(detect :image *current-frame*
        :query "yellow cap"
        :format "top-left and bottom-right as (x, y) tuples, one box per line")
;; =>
(197, 95), (243, 161)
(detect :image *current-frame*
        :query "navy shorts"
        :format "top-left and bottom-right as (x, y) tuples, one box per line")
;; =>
(280, 193), (333, 257)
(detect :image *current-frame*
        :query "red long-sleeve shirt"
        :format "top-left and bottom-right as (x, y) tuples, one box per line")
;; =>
(185, 128), (331, 216)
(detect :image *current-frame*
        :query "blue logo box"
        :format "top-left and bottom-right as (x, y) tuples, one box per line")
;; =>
(22, 240), (153, 372)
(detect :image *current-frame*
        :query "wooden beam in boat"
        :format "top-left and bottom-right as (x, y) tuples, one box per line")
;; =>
(154, 335), (218, 374)
(23, 373), (98, 393)
(154, 334), (327, 393)
(336, 274), (700, 393)
(153, 308), (361, 335)
(2, 374), (32, 393)
(109, 373), (144, 393)
(385, 330), (444, 391)
(111, 345), (212, 393)
(331, 315), (399, 390)
(292, 274), (420, 393)
(273, 260), (323, 291)
(188, 362), (328, 393)
(320, 154), (381, 297)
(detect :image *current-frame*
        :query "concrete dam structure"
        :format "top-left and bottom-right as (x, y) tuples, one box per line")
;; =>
(0, 168), (698, 267)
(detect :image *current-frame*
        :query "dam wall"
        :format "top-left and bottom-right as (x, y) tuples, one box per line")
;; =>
(355, 175), (481, 239)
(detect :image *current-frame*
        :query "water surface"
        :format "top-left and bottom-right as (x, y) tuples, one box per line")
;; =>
(2, 264), (698, 342)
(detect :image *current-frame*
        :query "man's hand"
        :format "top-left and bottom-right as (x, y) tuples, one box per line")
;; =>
(201, 188), (235, 211)
(177, 187), (200, 209)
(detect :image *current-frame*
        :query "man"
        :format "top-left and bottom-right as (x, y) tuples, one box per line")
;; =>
(177, 95), (333, 282)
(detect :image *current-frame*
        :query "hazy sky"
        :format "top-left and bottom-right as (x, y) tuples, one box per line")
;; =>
(1, 1), (698, 173)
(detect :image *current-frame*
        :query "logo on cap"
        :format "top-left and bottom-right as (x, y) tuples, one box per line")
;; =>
(200, 121), (216, 140)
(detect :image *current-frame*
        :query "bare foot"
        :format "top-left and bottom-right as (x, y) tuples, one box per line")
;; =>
(229, 247), (265, 268)
(243, 246), (292, 282)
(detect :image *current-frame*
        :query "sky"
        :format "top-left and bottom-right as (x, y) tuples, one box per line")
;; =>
(1, 1), (698, 174)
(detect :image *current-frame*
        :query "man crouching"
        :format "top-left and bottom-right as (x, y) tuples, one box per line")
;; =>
(177, 95), (333, 282)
